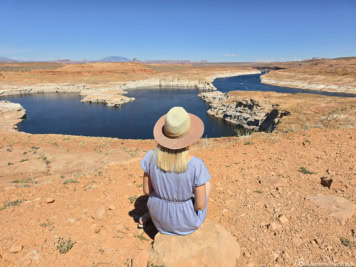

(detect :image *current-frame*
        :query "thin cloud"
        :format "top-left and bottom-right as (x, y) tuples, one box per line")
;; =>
(224, 53), (240, 57)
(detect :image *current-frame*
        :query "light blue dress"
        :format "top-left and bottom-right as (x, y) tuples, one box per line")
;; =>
(140, 149), (211, 235)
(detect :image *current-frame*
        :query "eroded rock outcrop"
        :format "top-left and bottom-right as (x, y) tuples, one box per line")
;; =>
(80, 89), (135, 107)
(199, 91), (289, 132)
(0, 100), (26, 132)
(147, 219), (240, 267)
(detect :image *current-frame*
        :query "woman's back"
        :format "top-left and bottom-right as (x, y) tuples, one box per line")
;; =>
(141, 149), (211, 235)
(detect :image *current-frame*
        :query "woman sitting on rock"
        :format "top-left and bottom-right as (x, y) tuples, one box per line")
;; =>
(139, 107), (212, 235)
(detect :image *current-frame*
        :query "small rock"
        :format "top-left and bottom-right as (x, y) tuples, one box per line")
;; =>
(94, 206), (106, 219)
(272, 251), (279, 261)
(279, 215), (288, 224)
(9, 245), (23, 253)
(45, 198), (55, 204)
(269, 222), (282, 231)
(222, 209), (228, 213)
(91, 224), (100, 233)
(293, 236), (303, 247)
(67, 218), (77, 223)
(108, 205), (115, 211)
(320, 177), (333, 189)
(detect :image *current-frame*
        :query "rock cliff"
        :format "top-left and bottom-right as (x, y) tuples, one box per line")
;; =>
(199, 91), (289, 133)
(260, 58), (356, 94)
(0, 101), (26, 132)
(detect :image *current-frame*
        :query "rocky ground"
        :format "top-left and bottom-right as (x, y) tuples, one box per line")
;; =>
(0, 128), (355, 266)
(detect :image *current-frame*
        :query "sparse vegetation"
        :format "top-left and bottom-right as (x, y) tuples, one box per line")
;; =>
(98, 248), (105, 254)
(128, 195), (137, 204)
(0, 199), (24, 211)
(234, 126), (252, 137)
(244, 141), (254, 145)
(20, 158), (29, 162)
(63, 179), (79, 184)
(298, 167), (316, 175)
(10, 178), (37, 184)
(340, 237), (356, 247)
(121, 145), (140, 157)
(56, 237), (76, 254)
(40, 220), (54, 227)
(8, 162), (13, 166)
(6, 147), (12, 152)
(136, 233), (150, 241)
(147, 262), (165, 267)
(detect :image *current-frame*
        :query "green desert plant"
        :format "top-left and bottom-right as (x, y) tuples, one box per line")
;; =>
(340, 237), (356, 247)
(40, 220), (54, 227)
(298, 167), (316, 175)
(10, 178), (37, 184)
(136, 233), (150, 241)
(63, 179), (79, 184)
(0, 199), (24, 211)
(56, 237), (76, 254)
(128, 195), (137, 204)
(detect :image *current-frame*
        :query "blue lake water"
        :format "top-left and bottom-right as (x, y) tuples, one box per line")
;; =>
(2, 73), (355, 139)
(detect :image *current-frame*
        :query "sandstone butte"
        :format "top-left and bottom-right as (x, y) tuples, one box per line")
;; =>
(0, 59), (355, 266)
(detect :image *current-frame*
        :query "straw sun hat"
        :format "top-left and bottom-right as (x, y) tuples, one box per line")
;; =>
(153, 107), (205, 150)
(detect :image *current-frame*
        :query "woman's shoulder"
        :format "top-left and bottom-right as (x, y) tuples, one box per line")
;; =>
(188, 156), (207, 167)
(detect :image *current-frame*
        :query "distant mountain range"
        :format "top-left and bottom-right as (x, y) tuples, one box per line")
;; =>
(0, 57), (17, 62)
(96, 56), (131, 62)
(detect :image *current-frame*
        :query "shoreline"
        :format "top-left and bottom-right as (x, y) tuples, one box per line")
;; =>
(261, 74), (356, 95)
(0, 70), (261, 97)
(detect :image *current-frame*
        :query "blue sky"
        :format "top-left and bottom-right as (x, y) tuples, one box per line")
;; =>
(1, 0), (355, 62)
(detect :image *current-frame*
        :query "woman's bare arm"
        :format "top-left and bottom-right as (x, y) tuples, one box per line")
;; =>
(143, 172), (153, 196)
(194, 183), (206, 211)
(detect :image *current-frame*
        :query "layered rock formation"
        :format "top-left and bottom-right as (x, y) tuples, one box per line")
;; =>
(261, 75), (356, 94)
(0, 101), (26, 132)
(0, 70), (261, 97)
(0, 69), (260, 108)
(80, 89), (135, 107)
(260, 58), (356, 94)
(199, 91), (289, 133)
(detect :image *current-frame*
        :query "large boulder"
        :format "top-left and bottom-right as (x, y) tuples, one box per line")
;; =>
(147, 219), (240, 267)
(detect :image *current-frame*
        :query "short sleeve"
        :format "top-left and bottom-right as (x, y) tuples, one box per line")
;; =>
(194, 158), (211, 186)
(140, 150), (154, 174)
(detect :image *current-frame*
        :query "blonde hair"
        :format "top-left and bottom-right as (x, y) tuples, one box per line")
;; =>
(153, 145), (189, 173)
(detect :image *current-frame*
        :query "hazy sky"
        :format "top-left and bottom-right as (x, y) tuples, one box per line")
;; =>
(1, 0), (355, 62)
